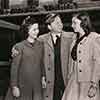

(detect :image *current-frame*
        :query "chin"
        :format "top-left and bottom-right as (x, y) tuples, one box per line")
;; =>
(74, 30), (78, 33)
(34, 37), (37, 39)
(33, 36), (37, 38)
(58, 29), (62, 33)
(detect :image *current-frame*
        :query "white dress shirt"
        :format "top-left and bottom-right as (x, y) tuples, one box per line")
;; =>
(51, 33), (61, 44)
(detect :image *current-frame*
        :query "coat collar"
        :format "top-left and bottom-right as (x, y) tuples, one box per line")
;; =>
(23, 40), (39, 48)
(80, 36), (87, 44)
(72, 32), (96, 47)
(46, 32), (54, 50)
(79, 32), (95, 44)
(46, 32), (67, 50)
(71, 33), (88, 50)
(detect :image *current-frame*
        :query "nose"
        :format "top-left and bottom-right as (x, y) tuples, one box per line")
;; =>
(58, 21), (63, 27)
(71, 23), (73, 28)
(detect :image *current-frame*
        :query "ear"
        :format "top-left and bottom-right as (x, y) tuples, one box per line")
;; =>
(48, 25), (52, 30)
(80, 17), (88, 28)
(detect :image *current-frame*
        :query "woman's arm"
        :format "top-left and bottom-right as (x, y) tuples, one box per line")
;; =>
(10, 44), (23, 97)
(88, 35), (100, 98)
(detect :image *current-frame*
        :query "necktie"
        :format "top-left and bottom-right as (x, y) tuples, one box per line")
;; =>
(53, 35), (65, 100)
(55, 35), (60, 45)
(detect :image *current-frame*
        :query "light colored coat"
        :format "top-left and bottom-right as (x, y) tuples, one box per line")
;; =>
(69, 32), (100, 83)
(62, 32), (100, 100)
(39, 31), (73, 100)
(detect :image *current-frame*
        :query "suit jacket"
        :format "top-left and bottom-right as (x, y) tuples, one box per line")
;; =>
(39, 31), (73, 100)
(69, 32), (100, 83)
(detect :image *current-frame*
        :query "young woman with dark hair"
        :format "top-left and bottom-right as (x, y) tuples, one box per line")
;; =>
(62, 12), (100, 100)
(5, 16), (45, 100)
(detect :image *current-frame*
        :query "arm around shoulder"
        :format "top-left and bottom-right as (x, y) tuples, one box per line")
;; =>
(10, 43), (23, 87)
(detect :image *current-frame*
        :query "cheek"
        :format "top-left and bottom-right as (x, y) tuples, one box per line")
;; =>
(36, 29), (39, 34)
(72, 23), (75, 28)
(77, 25), (82, 31)
(55, 25), (60, 29)
(28, 29), (33, 34)
(72, 24), (76, 30)
(75, 24), (80, 31)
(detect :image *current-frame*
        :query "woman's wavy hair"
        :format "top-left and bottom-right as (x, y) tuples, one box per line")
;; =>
(20, 16), (38, 39)
(73, 12), (94, 35)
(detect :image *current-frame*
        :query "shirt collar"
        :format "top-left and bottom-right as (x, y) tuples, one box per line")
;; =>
(51, 33), (61, 38)
(51, 33), (61, 44)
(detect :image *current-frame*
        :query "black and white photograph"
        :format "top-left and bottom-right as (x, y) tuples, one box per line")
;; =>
(0, 0), (100, 100)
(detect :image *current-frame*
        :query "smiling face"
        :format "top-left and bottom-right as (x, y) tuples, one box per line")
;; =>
(72, 17), (82, 33)
(28, 23), (39, 39)
(71, 17), (85, 37)
(49, 16), (63, 33)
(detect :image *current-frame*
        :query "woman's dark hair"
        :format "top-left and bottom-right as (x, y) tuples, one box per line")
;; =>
(73, 12), (94, 35)
(20, 16), (38, 39)
(71, 12), (94, 61)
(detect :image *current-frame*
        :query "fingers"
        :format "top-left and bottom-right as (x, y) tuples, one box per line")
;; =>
(12, 86), (20, 98)
(11, 47), (19, 58)
(42, 76), (46, 88)
(88, 85), (97, 98)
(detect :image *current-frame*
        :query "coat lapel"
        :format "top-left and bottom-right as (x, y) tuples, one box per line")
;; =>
(24, 40), (33, 48)
(61, 35), (65, 84)
(46, 33), (54, 51)
(80, 36), (87, 44)
(24, 40), (38, 49)
(61, 34), (71, 85)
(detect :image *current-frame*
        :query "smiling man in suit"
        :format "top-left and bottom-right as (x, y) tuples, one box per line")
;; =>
(39, 13), (74, 100)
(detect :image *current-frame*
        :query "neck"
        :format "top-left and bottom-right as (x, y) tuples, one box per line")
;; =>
(79, 30), (86, 38)
(27, 37), (35, 43)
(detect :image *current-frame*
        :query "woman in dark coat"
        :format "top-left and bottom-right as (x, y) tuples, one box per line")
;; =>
(5, 16), (45, 100)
